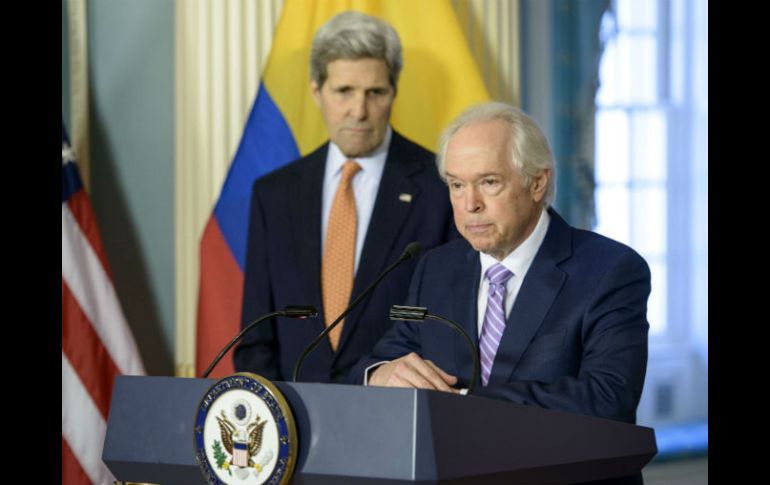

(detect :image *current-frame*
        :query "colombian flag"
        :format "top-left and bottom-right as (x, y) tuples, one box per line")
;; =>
(196, 0), (490, 377)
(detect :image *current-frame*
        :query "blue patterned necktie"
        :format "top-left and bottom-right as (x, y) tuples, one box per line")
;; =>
(479, 263), (514, 386)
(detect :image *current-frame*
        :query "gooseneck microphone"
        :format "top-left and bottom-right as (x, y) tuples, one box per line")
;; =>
(389, 305), (480, 395)
(292, 241), (423, 382)
(201, 305), (318, 378)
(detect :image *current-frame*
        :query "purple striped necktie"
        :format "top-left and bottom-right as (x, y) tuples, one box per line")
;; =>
(479, 263), (514, 386)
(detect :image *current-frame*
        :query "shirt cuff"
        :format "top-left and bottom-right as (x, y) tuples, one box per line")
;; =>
(363, 361), (389, 385)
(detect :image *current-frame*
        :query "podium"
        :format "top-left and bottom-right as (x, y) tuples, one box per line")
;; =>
(103, 376), (656, 484)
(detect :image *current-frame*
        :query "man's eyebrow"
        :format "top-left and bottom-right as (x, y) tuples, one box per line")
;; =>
(445, 171), (503, 179)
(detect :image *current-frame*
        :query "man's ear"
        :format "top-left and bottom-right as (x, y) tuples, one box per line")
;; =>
(531, 169), (551, 203)
(310, 81), (322, 107)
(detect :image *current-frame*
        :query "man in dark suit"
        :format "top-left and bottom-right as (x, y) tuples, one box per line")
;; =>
(233, 11), (456, 383)
(351, 101), (650, 429)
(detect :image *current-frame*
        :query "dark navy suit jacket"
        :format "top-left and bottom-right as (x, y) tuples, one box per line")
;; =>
(234, 130), (457, 383)
(349, 208), (650, 425)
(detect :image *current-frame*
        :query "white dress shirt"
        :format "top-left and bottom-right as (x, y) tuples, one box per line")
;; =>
(321, 126), (392, 273)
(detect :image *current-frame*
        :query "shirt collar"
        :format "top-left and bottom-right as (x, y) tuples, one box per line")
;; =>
(479, 208), (551, 279)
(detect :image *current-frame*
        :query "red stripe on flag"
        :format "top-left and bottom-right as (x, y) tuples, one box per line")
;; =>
(67, 190), (114, 280)
(196, 217), (243, 377)
(62, 436), (91, 485)
(62, 280), (121, 419)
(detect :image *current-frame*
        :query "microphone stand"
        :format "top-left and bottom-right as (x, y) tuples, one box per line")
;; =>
(201, 305), (317, 379)
(389, 305), (480, 395)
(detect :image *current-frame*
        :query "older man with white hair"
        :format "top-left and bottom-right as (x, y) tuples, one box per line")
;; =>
(354, 101), (650, 424)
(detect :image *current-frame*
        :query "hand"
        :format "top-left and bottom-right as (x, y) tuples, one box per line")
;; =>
(368, 352), (459, 393)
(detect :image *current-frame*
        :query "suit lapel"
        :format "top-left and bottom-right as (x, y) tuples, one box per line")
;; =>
(488, 210), (572, 385)
(335, 131), (423, 355)
(452, 247), (481, 388)
(289, 146), (326, 318)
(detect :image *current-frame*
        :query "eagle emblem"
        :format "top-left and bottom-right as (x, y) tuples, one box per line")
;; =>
(216, 409), (266, 467)
(211, 401), (273, 479)
(195, 373), (296, 484)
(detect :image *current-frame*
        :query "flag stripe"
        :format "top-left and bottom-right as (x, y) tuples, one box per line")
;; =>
(62, 159), (83, 203)
(213, 85), (300, 270)
(196, 87), (297, 378)
(62, 204), (144, 376)
(195, 217), (243, 376)
(62, 436), (91, 485)
(66, 188), (113, 280)
(62, 279), (121, 419)
(62, 352), (115, 485)
(262, 0), (490, 154)
(190, 5), (310, 377)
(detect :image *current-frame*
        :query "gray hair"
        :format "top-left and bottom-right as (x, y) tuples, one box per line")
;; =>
(437, 102), (556, 206)
(310, 11), (403, 89)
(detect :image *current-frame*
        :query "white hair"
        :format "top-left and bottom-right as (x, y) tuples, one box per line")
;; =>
(437, 102), (556, 206)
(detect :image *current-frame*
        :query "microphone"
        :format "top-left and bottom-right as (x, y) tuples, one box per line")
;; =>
(389, 305), (480, 394)
(292, 241), (423, 382)
(201, 305), (318, 378)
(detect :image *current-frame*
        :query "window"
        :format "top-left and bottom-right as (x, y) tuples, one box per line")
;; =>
(594, 0), (707, 430)
(595, 0), (669, 336)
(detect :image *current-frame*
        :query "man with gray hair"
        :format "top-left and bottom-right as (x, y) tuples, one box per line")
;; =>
(351, 102), (651, 432)
(235, 11), (456, 383)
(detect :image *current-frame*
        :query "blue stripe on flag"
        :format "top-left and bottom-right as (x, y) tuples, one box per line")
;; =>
(214, 84), (301, 270)
(62, 121), (83, 203)
(62, 163), (83, 203)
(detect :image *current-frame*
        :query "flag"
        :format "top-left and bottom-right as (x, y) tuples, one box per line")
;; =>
(196, 0), (490, 377)
(62, 123), (145, 484)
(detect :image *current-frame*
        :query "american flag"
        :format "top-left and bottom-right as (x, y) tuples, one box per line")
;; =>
(62, 123), (145, 484)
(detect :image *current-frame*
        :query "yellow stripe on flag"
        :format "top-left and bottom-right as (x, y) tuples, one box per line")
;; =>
(263, 0), (490, 155)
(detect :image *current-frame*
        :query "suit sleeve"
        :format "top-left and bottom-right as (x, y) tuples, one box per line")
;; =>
(233, 183), (281, 380)
(474, 250), (651, 423)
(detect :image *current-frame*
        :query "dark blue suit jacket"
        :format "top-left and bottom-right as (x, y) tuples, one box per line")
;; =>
(234, 130), (457, 383)
(349, 209), (650, 425)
